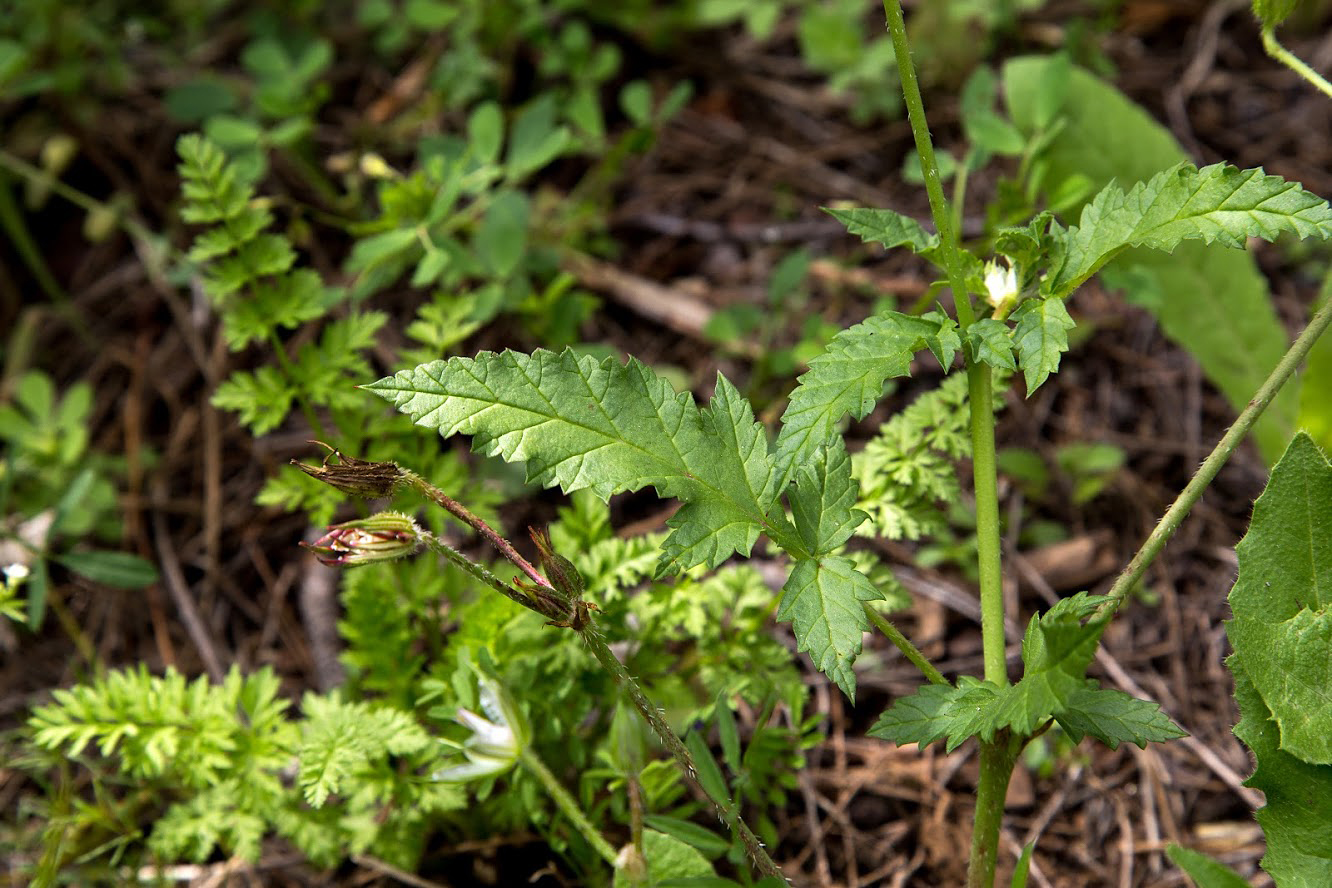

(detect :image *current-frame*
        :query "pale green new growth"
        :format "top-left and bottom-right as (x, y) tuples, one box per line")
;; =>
(298, 695), (434, 807)
(365, 349), (798, 573)
(778, 555), (882, 700)
(773, 309), (959, 489)
(1052, 162), (1332, 295)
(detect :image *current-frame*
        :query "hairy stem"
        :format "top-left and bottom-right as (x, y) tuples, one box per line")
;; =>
(401, 469), (551, 589)
(519, 745), (620, 867)
(967, 735), (1019, 888)
(882, 0), (974, 328)
(1103, 291), (1332, 615)
(968, 365), (1006, 687)
(580, 628), (786, 880)
(1261, 28), (1332, 100)
(862, 602), (947, 686)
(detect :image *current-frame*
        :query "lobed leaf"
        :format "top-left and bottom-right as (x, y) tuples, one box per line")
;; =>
(773, 310), (958, 489)
(789, 438), (868, 556)
(823, 206), (941, 261)
(1054, 685), (1186, 749)
(1010, 296), (1074, 393)
(365, 349), (796, 572)
(967, 318), (1017, 372)
(868, 677), (997, 752)
(1051, 162), (1332, 296)
(777, 555), (882, 700)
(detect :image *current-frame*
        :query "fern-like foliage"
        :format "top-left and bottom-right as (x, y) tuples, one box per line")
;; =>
(365, 348), (801, 573)
(297, 694), (436, 807)
(854, 372), (983, 541)
(177, 134), (386, 436)
(1049, 162), (1332, 295)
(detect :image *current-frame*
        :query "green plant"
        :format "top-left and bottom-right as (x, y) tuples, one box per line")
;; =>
(0, 369), (158, 627)
(23, 3), (1332, 887)
(338, 6), (1332, 886)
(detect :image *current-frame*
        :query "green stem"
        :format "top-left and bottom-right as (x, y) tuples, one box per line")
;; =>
(519, 745), (620, 868)
(882, 0), (974, 329)
(967, 735), (1019, 888)
(884, 6), (1010, 887)
(862, 602), (947, 686)
(968, 364), (1006, 687)
(1261, 28), (1332, 100)
(409, 494), (785, 879)
(1103, 291), (1332, 616)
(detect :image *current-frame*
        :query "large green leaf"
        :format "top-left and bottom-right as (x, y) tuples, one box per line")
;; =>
(365, 349), (797, 573)
(1233, 659), (1332, 886)
(1227, 433), (1332, 764)
(789, 438), (867, 556)
(1003, 55), (1299, 464)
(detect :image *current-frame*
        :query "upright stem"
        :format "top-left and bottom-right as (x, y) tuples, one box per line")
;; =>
(968, 366), (1006, 686)
(967, 735), (1019, 888)
(884, 7), (1011, 888)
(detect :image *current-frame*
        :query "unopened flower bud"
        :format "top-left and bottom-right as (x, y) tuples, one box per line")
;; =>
(303, 512), (421, 566)
(529, 526), (584, 600)
(292, 443), (406, 499)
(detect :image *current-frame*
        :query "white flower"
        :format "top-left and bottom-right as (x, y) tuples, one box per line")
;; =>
(433, 673), (526, 783)
(3, 563), (29, 583)
(983, 259), (1019, 312)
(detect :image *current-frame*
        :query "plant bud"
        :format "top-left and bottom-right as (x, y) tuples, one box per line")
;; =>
(303, 512), (421, 566)
(292, 443), (406, 498)
(529, 526), (584, 599)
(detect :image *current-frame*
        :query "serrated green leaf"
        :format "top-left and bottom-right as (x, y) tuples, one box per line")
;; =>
(364, 350), (795, 572)
(1010, 296), (1074, 392)
(1228, 433), (1332, 765)
(967, 318), (1017, 371)
(822, 207), (940, 261)
(790, 438), (867, 555)
(1050, 163), (1332, 295)
(773, 310), (957, 489)
(1054, 685), (1186, 749)
(221, 269), (333, 350)
(978, 593), (1108, 738)
(868, 677), (998, 751)
(1233, 659), (1332, 886)
(1166, 844), (1251, 888)
(1004, 56), (1299, 464)
(777, 555), (881, 700)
